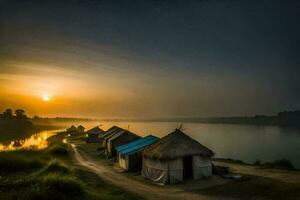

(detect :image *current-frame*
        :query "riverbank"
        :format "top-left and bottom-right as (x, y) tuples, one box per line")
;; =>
(68, 134), (300, 200)
(0, 133), (141, 200)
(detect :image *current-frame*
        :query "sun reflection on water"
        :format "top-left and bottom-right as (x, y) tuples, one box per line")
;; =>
(0, 130), (60, 151)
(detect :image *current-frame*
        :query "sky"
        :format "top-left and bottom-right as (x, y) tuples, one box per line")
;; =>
(0, 0), (299, 118)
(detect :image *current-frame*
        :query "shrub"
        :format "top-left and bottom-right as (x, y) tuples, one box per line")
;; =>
(254, 160), (261, 165)
(274, 159), (294, 170)
(39, 159), (70, 174)
(0, 173), (85, 200)
(260, 159), (295, 170)
(46, 144), (69, 156)
(0, 152), (43, 174)
(37, 173), (85, 199)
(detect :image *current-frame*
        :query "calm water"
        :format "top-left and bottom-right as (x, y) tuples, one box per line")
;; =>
(96, 122), (300, 168)
(0, 129), (62, 151)
(1, 121), (300, 168)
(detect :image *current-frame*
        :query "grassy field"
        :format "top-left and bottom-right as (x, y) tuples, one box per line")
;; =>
(0, 133), (140, 200)
(198, 175), (300, 200)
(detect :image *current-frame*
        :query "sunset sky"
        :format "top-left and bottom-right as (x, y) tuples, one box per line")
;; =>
(0, 0), (299, 118)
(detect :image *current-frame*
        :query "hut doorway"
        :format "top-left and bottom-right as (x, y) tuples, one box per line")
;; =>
(183, 156), (193, 179)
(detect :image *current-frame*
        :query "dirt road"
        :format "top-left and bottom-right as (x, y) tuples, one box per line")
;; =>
(70, 143), (232, 200)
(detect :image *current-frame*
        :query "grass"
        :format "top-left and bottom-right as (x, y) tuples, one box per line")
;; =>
(213, 158), (247, 165)
(37, 159), (70, 175)
(45, 143), (69, 156)
(254, 159), (296, 170)
(0, 151), (44, 174)
(67, 133), (86, 142)
(75, 168), (140, 200)
(0, 134), (140, 200)
(0, 172), (85, 200)
(198, 175), (300, 200)
(36, 173), (85, 199)
(215, 158), (297, 170)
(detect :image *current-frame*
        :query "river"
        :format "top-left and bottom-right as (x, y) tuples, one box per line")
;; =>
(1, 121), (300, 168)
(0, 129), (63, 151)
(98, 122), (300, 168)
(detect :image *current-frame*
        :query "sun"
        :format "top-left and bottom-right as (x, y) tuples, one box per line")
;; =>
(42, 96), (50, 102)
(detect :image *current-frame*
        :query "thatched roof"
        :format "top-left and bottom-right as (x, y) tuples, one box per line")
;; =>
(100, 126), (123, 139)
(108, 130), (140, 142)
(143, 129), (214, 160)
(86, 126), (104, 134)
(78, 125), (85, 129)
(67, 125), (77, 132)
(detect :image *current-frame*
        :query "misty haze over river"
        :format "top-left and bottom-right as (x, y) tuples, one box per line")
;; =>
(1, 121), (300, 168)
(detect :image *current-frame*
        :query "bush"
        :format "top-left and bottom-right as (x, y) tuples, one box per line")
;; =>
(0, 152), (43, 174)
(46, 144), (69, 156)
(273, 159), (294, 170)
(37, 173), (85, 199)
(38, 159), (70, 174)
(254, 159), (261, 165)
(0, 173), (85, 200)
(259, 159), (295, 170)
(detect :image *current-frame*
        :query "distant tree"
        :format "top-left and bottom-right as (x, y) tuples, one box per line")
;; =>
(15, 109), (27, 120)
(1, 109), (13, 119)
(32, 115), (40, 120)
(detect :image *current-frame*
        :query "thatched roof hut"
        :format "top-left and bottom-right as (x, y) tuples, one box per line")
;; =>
(142, 129), (214, 184)
(86, 126), (105, 143)
(86, 126), (104, 134)
(77, 125), (85, 133)
(67, 125), (78, 136)
(101, 126), (123, 147)
(103, 126), (141, 158)
(116, 135), (159, 171)
(144, 129), (214, 160)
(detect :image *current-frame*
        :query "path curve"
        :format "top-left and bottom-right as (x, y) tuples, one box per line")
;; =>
(70, 143), (229, 200)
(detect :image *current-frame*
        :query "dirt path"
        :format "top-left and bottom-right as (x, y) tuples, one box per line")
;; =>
(70, 143), (233, 200)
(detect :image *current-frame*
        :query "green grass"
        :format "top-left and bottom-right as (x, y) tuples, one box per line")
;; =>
(0, 134), (140, 200)
(216, 158), (297, 170)
(254, 159), (296, 170)
(45, 143), (69, 156)
(198, 175), (300, 200)
(74, 168), (139, 200)
(37, 159), (70, 175)
(213, 158), (247, 165)
(0, 151), (44, 174)
(36, 173), (85, 199)
(67, 133), (86, 142)
(0, 172), (85, 200)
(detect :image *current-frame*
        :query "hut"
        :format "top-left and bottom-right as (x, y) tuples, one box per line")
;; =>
(86, 126), (105, 143)
(116, 135), (159, 171)
(142, 129), (214, 184)
(67, 125), (78, 136)
(105, 129), (141, 158)
(101, 126), (123, 148)
(77, 125), (85, 133)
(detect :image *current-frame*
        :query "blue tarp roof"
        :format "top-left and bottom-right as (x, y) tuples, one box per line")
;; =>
(116, 135), (159, 156)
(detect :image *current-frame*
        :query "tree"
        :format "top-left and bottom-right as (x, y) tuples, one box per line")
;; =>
(15, 109), (27, 120)
(32, 115), (40, 120)
(2, 109), (13, 119)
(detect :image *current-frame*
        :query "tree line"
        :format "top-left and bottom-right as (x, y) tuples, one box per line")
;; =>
(0, 109), (29, 121)
(0, 109), (33, 134)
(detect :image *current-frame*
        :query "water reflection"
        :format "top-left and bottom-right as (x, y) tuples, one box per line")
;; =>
(2, 120), (299, 168)
(87, 121), (300, 168)
(0, 130), (60, 151)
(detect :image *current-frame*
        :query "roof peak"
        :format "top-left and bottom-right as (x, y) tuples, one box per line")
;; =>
(143, 129), (214, 160)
